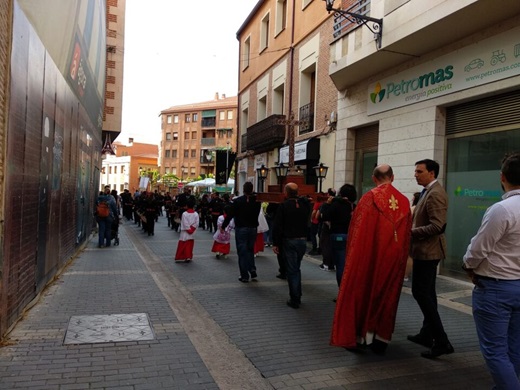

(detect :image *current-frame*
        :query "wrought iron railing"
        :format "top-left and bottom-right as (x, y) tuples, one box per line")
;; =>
(201, 138), (216, 146)
(245, 114), (286, 153)
(332, 0), (371, 39)
(299, 102), (314, 134)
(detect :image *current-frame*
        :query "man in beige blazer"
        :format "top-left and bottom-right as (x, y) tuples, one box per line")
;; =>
(408, 159), (454, 359)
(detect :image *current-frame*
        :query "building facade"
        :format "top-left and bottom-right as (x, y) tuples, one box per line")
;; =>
(236, 0), (338, 194)
(0, 0), (125, 339)
(101, 139), (158, 193)
(159, 93), (238, 184)
(103, 0), (126, 148)
(327, 0), (520, 277)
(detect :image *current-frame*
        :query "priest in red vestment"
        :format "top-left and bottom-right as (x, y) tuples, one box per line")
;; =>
(330, 164), (412, 354)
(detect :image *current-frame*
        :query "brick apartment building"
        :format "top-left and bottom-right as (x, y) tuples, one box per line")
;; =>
(236, 0), (338, 193)
(159, 93), (238, 183)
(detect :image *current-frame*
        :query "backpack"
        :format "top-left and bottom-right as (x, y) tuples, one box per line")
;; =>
(97, 201), (110, 218)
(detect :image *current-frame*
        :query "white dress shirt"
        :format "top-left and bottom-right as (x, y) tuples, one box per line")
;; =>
(463, 189), (520, 279)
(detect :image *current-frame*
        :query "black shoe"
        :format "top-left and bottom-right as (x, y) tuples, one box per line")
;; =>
(407, 333), (434, 348)
(250, 271), (258, 279)
(286, 300), (300, 309)
(238, 277), (249, 283)
(421, 341), (454, 359)
(276, 274), (287, 280)
(370, 339), (388, 355)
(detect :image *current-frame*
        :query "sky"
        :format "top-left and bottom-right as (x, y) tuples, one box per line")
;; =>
(120, 0), (259, 145)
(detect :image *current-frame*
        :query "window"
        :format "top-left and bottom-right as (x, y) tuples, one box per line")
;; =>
(299, 59), (316, 134)
(191, 150), (196, 158)
(184, 131), (189, 140)
(109, 166), (112, 174)
(114, 166), (118, 174)
(227, 131), (232, 139)
(260, 13), (270, 52)
(275, 0), (287, 36)
(167, 115), (172, 124)
(185, 114), (191, 123)
(166, 132), (171, 140)
(191, 131), (197, 139)
(192, 113), (198, 122)
(174, 114), (179, 123)
(227, 110), (233, 120)
(172, 167), (177, 175)
(173, 132), (178, 140)
(121, 166), (125, 173)
(190, 167), (196, 175)
(184, 149), (189, 158)
(218, 131), (224, 139)
(243, 36), (251, 70)
(258, 95), (267, 121)
(219, 111), (225, 120)
(165, 150), (171, 158)
(172, 149), (177, 158)
(302, 0), (313, 9)
(273, 84), (285, 115)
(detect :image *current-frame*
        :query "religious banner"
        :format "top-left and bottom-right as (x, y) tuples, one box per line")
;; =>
(215, 150), (237, 185)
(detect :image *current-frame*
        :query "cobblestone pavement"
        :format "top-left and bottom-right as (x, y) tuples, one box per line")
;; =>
(0, 215), (493, 389)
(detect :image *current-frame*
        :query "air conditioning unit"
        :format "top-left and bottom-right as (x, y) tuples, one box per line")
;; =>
(330, 111), (337, 123)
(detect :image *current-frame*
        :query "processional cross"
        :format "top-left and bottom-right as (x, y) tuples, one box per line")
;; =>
(276, 112), (308, 169)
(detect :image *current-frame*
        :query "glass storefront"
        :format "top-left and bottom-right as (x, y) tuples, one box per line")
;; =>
(354, 150), (378, 197)
(444, 128), (520, 276)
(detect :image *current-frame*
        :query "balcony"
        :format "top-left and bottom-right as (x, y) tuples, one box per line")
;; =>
(299, 102), (314, 135)
(245, 114), (286, 154)
(201, 118), (216, 128)
(201, 137), (216, 146)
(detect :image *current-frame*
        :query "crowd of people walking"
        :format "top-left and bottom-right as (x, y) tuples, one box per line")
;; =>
(94, 152), (520, 389)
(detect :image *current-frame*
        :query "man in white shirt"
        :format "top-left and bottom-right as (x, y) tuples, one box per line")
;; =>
(463, 152), (520, 389)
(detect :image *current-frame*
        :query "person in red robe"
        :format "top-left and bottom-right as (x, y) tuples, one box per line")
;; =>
(330, 164), (412, 354)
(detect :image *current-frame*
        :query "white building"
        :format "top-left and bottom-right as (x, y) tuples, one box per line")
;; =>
(327, 0), (520, 277)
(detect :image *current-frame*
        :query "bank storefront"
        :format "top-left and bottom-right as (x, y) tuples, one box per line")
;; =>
(358, 24), (520, 278)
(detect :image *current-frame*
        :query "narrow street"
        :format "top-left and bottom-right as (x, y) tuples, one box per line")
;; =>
(0, 215), (492, 389)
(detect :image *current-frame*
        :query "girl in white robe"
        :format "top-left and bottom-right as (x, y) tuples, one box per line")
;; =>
(174, 200), (199, 262)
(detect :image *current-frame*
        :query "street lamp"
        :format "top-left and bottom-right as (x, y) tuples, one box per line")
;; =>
(322, 0), (383, 49)
(274, 162), (289, 192)
(256, 164), (268, 193)
(313, 163), (329, 193)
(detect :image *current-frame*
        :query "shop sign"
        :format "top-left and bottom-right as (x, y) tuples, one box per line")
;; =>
(279, 140), (310, 163)
(368, 26), (520, 115)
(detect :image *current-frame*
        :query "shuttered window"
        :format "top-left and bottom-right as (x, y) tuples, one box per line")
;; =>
(355, 124), (379, 150)
(446, 89), (520, 135)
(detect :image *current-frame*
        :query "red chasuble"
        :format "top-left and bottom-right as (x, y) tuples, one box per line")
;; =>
(330, 183), (412, 348)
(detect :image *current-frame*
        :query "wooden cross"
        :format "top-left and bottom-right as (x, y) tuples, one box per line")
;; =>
(276, 112), (308, 168)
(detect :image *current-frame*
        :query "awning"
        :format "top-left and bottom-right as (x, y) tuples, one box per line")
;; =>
(202, 110), (216, 118)
(278, 138), (320, 164)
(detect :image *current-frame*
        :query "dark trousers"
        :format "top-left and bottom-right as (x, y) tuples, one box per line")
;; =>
(330, 233), (347, 287)
(411, 259), (448, 344)
(283, 238), (307, 304)
(310, 222), (320, 250)
(211, 213), (219, 232)
(235, 227), (257, 280)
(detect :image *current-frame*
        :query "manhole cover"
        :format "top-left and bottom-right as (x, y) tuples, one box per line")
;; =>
(64, 313), (155, 345)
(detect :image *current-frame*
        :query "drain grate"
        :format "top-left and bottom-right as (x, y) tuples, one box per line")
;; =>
(63, 313), (155, 345)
